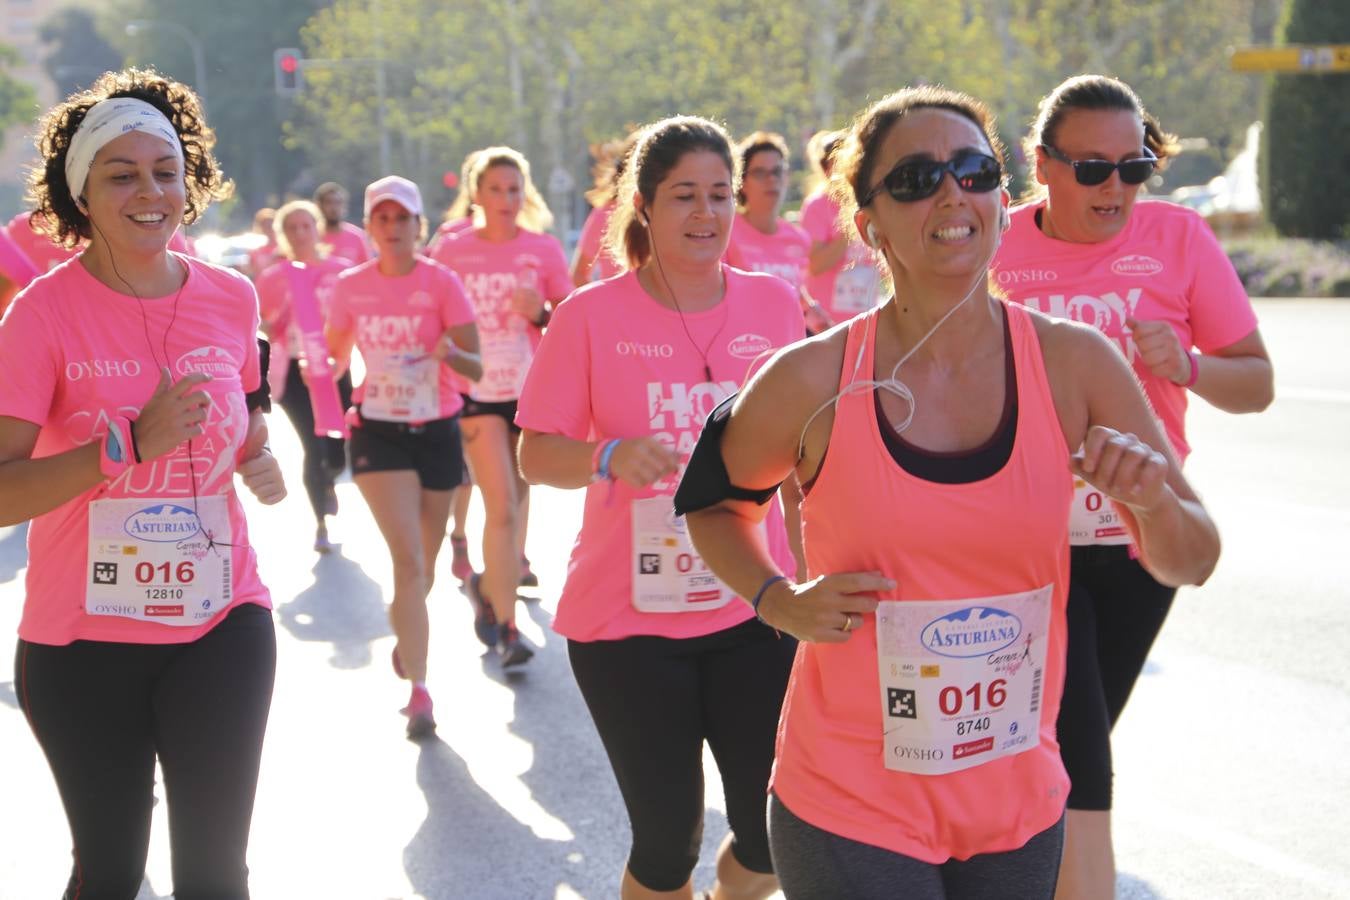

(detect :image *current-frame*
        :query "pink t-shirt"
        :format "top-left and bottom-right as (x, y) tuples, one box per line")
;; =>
(328, 257), (476, 423)
(0, 254), (270, 645)
(575, 202), (622, 282)
(5, 212), (82, 275)
(321, 222), (370, 265)
(992, 199), (1259, 461)
(256, 256), (352, 396)
(427, 216), (475, 253)
(725, 212), (811, 292)
(248, 241), (281, 279)
(431, 229), (571, 403)
(515, 267), (802, 642)
(799, 188), (884, 322)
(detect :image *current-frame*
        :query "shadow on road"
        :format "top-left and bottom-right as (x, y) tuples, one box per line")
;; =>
(403, 600), (735, 898)
(275, 551), (390, 670)
(0, 521), (29, 585)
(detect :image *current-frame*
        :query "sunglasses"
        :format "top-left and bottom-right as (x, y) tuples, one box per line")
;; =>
(860, 152), (1003, 206)
(1040, 144), (1157, 186)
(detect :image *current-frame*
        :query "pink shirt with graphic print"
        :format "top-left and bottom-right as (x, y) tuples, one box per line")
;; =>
(993, 199), (1259, 461)
(799, 188), (884, 322)
(322, 221), (370, 265)
(515, 267), (802, 642)
(328, 257), (477, 422)
(0, 254), (270, 645)
(431, 229), (571, 402)
(725, 212), (812, 292)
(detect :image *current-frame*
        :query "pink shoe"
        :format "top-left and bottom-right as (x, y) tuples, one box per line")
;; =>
(401, 686), (436, 739)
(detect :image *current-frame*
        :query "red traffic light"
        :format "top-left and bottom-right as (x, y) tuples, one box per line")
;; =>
(442, 172), (459, 189)
(280, 54), (299, 74)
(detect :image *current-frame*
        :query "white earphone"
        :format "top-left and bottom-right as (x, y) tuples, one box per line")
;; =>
(866, 222), (880, 248)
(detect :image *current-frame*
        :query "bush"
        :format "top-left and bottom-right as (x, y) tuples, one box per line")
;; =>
(1223, 237), (1350, 297)
(1261, 0), (1350, 239)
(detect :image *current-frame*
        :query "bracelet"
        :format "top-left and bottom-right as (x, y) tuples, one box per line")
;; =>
(1183, 350), (1200, 388)
(597, 439), (621, 481)
(127, 417), (143, 464)
(750, 575), (787, 622)
(590, 440), (609, 481)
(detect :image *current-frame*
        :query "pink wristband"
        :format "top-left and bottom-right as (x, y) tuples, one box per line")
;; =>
(1183, 350), (1200, 388)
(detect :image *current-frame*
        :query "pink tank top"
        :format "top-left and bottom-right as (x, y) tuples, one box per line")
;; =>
(771, 302), (1073, 863)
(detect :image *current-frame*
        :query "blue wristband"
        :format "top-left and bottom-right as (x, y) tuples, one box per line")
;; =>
(750, 575), (788, 621)
(598, 439), (621, 481)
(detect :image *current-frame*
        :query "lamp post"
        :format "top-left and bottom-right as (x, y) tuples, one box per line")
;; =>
(125, 20), (207, 115)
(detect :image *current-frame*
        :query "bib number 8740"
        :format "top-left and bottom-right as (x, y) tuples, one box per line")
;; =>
(135, 561), (196, 585)
(938, 679), (1007, 716)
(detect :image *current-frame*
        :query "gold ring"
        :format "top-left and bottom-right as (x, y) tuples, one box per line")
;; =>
(841, 613), (853, 633)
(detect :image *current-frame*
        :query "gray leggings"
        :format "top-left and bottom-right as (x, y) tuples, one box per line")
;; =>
(769, 794), (1065, 900)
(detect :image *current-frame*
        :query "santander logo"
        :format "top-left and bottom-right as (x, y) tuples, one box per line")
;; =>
(1110, 254), (1163, 276)
(727, 333), (772, 360)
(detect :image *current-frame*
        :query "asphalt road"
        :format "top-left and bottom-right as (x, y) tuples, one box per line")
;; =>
(1, 298), (1346, 899)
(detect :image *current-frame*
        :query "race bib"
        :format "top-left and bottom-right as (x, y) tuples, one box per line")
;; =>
(87, 496), (232, 626)
(1069, 478), (1131, 545)
(833, 257), (879, 314)
(362, 350), (439, 422)
(472, 326), (533, 403)
(877, 585), (1051, 775)
(631, 495), (735, 614)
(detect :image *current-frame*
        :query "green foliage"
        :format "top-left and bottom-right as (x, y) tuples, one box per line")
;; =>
(38, 8), (123, 97)
(0, 43), (38, 137)
(1261, 0), (1350, 239)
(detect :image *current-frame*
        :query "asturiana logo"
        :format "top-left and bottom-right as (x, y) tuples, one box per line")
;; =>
(727, 333), (772, 360)
(176, 345), (236, 377)
(124, 504), (200, 543)
(1110, 254), (1163, 276)
(920, 606), (1022, 658)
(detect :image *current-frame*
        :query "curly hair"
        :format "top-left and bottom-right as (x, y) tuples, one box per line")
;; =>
(26, 67), (231, 248)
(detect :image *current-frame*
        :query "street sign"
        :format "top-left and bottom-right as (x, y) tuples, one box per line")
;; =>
(1230, 45), (1350, 73)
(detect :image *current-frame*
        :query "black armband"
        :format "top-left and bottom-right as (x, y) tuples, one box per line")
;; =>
(245, 337), (272, 414)
(673, 393), (784, 515)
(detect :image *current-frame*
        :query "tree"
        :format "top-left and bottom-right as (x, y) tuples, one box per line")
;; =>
(1262, 0), (1350, 239)
(38, 8), (123, 97)
(0, 43), (37, 137)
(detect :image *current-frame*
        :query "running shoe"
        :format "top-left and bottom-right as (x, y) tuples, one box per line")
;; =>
(401, 686), (436, 739)
(314, 524), (333, 554)
(498, 622), (534, 669)
(450, 534), (473, 582)
(519, 556), (539, 587)
(392, 646), (406, 679)
(466, 574), (500, 647)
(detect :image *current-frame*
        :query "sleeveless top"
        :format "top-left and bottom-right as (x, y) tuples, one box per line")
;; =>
(771, 301), (1073, 862)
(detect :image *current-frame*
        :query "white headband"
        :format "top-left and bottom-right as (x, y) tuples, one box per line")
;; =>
(64, 98), (183, 205)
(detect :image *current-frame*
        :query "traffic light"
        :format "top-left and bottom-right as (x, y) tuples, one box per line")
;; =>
(274, 48), (302, 96)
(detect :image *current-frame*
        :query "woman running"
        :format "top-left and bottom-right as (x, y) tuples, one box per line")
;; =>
(255, 199), (354, 552)
(725, 130), (830, 334)
(427, 150), (481, 254)
(431, 146), (570, 666)
(326, 175), (481, 736)
(993, 74), (1273, 900)
(799, 129), (883, 325)
(570, 134), (635, 286)
(678, 85), (1221, 900)
(0, 68), (286, 897)
(519, 115), (802, 900)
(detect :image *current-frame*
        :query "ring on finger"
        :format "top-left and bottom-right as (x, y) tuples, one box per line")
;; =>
(841, 613), (854, 633)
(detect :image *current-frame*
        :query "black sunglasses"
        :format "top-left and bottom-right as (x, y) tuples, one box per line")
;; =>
(860, 152), (1003, 206)
(1040, 144), (1157, 186)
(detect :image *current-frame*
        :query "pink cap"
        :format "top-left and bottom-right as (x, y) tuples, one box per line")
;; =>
(363, 175), (423, 218)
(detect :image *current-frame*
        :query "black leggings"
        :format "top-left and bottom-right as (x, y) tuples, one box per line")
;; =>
(770, 794), (1064, 900)
(1056, 546), (1177, 810)
(277, 360), (353, 520)
(568, 617), (796, 892)
(16, 602), (277, 900)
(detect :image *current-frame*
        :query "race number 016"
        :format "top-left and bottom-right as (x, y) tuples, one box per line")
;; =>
(134, 561), (196, 585)
(938, 679), (1007, 716)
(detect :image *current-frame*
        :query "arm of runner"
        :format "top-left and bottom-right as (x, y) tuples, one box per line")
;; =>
(1067, 324), (1220, 586)
(518, 431), (678, 490)
(807, 233), (848, 276)
(435, 321), (482, 381)
(684, 336), (893, 643)
(324, 323), (355, 379)
(0, 368), (213, 525)
(1131, 318), (1274, 414)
